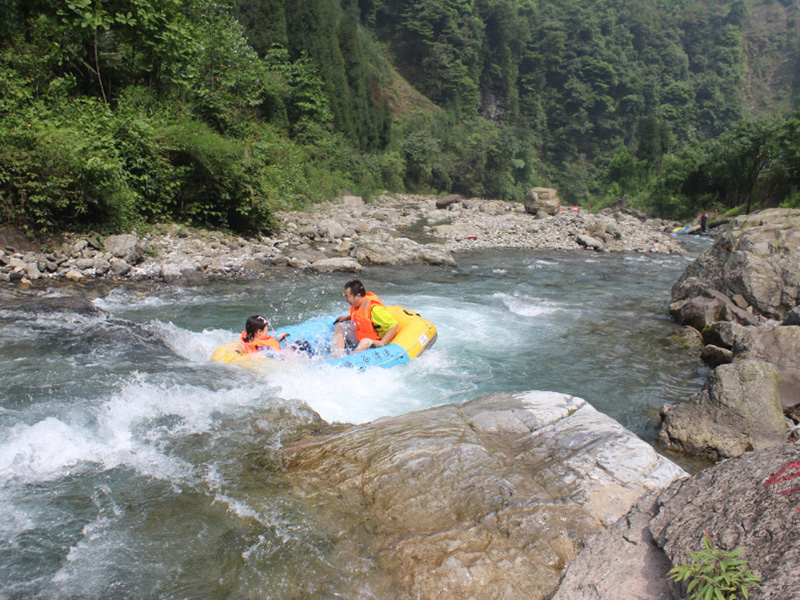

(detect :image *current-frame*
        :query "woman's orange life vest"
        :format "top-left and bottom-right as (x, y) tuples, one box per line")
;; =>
(240, 331), (281, 354)
(350, 291), (384, 341)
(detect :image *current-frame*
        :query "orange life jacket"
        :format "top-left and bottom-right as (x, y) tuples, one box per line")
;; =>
(240, 331), (281, 354)
(350, 291), (384, 341)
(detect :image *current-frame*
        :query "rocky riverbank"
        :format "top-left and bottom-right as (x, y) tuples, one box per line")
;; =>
(555, 208), (800, 600)
(0, 193), (683, 285)
(659, 208), (800, 460)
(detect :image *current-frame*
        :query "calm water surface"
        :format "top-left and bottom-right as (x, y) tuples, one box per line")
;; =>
(0, 240), (710, 598)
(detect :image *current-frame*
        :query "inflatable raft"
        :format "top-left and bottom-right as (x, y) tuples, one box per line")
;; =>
(211, 305), (437, 370)
(672, 223), (701, 235)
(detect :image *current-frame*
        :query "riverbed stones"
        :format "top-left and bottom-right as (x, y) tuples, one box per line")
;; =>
(659, 360), (786, 459)
(2, 193), (684, 285)
(282, 390), (686, 600)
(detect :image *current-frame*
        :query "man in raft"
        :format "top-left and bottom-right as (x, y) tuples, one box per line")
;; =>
(332, 279), (399, 356)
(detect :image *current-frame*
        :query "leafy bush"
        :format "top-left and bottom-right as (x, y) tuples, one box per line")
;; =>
(0, 101), (136, 235)
(668, 534), (762, 600)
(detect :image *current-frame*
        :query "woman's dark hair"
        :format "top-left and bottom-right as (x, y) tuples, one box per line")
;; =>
(345, 279), (366, 297)
(244, 315), (268, 342)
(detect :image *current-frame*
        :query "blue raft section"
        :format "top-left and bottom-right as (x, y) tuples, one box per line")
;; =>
(672, 223), (701, 235)
(211, 305), (438, 371)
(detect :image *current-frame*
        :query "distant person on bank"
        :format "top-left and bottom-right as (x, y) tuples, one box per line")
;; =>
(332, 279), (399, 356)
(700, 210), (708, 233)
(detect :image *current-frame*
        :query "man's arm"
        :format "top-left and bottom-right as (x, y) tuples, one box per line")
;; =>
(370, 306), (399, 347)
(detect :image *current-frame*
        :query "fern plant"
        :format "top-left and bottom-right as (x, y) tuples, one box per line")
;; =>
(668, 534), (762, 600)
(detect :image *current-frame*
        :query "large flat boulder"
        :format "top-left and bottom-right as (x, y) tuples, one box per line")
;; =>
(282, 391), (685, 600)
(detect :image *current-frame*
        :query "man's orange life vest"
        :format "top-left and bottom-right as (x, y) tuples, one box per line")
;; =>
(240, 331), (281, 354)
(350, 291), (383, 341)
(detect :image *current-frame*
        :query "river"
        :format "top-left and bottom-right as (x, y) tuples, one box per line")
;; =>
(0, 238), (710, 598)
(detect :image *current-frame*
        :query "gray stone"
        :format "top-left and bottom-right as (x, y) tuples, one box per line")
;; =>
(650, 444), (800, 600)
(435, 194), (462, 209)
(671, 209), (800, 320)
(109, 257), (132, 277)
(103, 234), (141, 263)
(93, 259), (111, 275)
(160, 263), (183, 282)
(553, 491), (680, 600)
(75, 258), (96, 270)
(668, 326), (704, 350)
(699, 344), (733, 367)
(734, 325), (800, 408)
(783, 306), (800, 326)
(307, 257), (362, 273)
(523, 187), (560, 216)
(577, 234), (605, 251)
(669, 286), (760, 331)
(319, 219), (346, 241)
(659, 360), (786, 459)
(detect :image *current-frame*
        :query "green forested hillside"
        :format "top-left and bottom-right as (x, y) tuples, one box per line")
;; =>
(1, 0), (798, 236)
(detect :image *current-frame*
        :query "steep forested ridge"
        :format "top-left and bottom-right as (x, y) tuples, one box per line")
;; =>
(0, 0), (798, 236)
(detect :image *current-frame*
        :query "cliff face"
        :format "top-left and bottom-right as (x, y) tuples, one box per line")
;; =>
(743, 1), (800, 116)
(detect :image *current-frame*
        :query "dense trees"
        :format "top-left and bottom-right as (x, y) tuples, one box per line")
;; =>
(0, 0), (798, 236)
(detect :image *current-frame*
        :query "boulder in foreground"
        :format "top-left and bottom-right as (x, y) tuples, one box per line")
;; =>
(282, 391), (685, 600)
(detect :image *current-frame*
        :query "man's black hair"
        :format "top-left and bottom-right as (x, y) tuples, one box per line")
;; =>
(345, 279), (366, 297)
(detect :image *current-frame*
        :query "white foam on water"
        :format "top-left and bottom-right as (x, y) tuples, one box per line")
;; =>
(150, 320), (233, 363)
(93, 289), (170, 312)
(267, 362), (415, 424)
(492, 291), (561, 318)
(45, 486), (129, 598)
(0, 418), (102, 480)
(0, 373), (277, 487)
(529, 259), (558, 268)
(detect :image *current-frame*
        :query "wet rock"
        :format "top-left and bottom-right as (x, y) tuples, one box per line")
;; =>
(669, 326), (704, 350)
(659, 360), (786, 459)
(283, 391), (685, 600)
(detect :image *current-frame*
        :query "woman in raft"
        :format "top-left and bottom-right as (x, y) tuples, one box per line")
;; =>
(240, 315), (314, 357)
